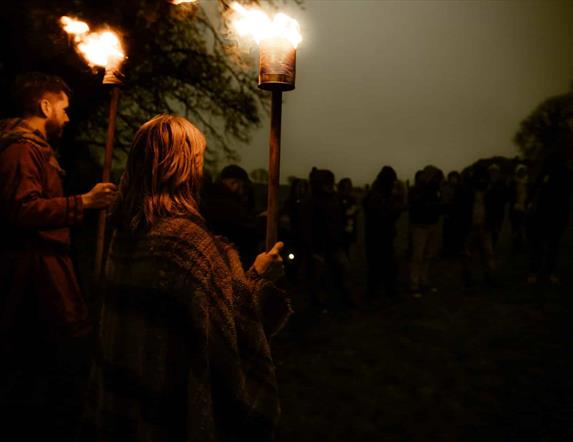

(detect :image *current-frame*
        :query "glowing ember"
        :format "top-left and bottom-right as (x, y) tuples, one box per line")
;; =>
(60, 16), (125, 69)
(230, 2), (302, 49)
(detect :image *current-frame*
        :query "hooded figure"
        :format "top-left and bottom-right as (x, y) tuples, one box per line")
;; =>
(0, 73), (116, 442)
(0, 118), (90, 342)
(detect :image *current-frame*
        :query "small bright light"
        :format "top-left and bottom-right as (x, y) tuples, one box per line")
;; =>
(288, 253), (295, 260)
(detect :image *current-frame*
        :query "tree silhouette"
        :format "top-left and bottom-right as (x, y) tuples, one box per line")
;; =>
(514, 88), (573, 163)
(0, 0), (300, 183)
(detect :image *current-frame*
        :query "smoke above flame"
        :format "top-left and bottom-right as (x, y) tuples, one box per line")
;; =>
(60, 16), (125, 69)
(230, 2), (302, 49)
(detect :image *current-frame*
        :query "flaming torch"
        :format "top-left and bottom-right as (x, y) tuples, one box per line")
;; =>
(230, 2), (302, 250)
(60, 16), (126, 280)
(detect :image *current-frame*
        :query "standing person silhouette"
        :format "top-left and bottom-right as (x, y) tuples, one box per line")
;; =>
(364, 166), (404, 299)
(0, 72), (117, 442)
(88, 115), (291, 441)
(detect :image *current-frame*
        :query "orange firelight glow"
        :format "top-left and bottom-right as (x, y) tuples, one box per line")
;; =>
(171, 0), (197, 4)
(60, 16), (125, 69)
(230, 2), (302, 49)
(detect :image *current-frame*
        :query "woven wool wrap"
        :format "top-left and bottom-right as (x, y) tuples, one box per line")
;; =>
(90, 216), (292, 442)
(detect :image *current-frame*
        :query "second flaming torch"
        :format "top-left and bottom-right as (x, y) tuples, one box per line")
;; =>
(60, 16), (126, 280)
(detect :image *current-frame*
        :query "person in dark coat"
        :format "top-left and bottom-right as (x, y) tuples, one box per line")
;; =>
(302, 168), (353, 311)
(441, 171), (465, 257)
(526, 153), (573, 284)
(338, 177), (360, 258)
(363, 166), (404, 299)
(0, 72), (117, 441)
(486, 163), (508, 248)
(508, 164), (529, 253)
(201, 164), (261, 267)
(408, 165), (444, 298)
(459, 165), (498, 287)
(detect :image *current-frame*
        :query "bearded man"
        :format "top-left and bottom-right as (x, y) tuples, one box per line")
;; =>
(0, 72), (117, 441)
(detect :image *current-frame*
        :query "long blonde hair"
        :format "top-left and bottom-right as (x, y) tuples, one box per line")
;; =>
(117, 114), (206, 231)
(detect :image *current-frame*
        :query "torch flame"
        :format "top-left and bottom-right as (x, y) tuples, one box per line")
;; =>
(77, 32), (124, 68)
(60, 16), (89, 41)
(60, 16), (125, 69)
(230, 2), (302, 49)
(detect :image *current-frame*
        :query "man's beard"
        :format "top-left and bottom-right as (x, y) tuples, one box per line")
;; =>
(45, 119), (64, 141)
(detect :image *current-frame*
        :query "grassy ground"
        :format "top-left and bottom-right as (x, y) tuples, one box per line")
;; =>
(72, 211), (573, 441)
(272, 219), (573, 441)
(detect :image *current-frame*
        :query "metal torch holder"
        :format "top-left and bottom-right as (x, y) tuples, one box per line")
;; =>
(258, 39), (296, 250)
(258, 38), (296, 92)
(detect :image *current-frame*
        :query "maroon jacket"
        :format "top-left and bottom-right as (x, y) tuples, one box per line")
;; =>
(0, 119), (91, 347)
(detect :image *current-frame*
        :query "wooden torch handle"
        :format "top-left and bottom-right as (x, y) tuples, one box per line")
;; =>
(266, 90), (283, 251)
(94, 86), (121, 281)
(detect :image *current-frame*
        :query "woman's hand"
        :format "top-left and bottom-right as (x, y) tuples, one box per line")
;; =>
(253, 242), (285, 282)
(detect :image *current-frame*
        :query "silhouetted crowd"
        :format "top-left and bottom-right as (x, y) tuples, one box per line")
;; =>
(204, 154), (573, 312)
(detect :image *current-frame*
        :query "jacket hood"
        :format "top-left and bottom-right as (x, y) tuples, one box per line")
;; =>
(0, 118), (50, 152)
(0, 118), (64, 176)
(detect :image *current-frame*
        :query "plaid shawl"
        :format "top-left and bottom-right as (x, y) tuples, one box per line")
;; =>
(90, 216), (291, 442)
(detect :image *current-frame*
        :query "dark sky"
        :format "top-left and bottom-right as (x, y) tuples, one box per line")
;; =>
(235, 0), (573, 185)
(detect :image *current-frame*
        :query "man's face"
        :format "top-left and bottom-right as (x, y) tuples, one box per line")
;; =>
(43, 92), (70, 140)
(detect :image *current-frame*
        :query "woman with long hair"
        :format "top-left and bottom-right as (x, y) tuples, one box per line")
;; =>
(89, 115), (291, 441)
